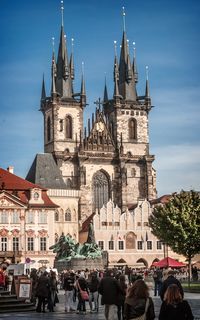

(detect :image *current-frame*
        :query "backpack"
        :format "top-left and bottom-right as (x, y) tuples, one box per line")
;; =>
(0, 272), (5, 286)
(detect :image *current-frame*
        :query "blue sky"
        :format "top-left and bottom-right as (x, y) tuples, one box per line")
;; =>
(0, 0), (200, 196)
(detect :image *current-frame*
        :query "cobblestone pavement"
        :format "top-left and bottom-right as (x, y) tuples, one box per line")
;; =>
(0, 290), (200, 320)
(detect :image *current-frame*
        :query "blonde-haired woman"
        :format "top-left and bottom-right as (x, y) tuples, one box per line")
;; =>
(124, 279), (155, 320)
(159, 284), (193, 320)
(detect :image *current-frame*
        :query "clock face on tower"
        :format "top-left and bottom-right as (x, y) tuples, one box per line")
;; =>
(96, 121), (104, 132)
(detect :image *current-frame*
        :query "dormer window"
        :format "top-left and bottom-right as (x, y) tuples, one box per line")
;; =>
(33, 192), (39, 200)
(29, 188), (44, 204)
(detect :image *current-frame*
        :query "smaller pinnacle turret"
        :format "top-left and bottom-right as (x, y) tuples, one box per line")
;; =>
(70, 38), (74, 80)
(80, 62), (86, 107)
(41, 74), (46, 101)
(40, 74), (46, 110)
(113, 41), (120, 99)
(103, 77), (108, 103)
(145, 66), (151, 108)
(51, 37), (57, 98)
(132, 42), (138, 83)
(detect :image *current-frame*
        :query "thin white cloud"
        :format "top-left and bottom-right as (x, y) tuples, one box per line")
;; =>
(154, 144), (200, 170)
(153, 144), (200, 195)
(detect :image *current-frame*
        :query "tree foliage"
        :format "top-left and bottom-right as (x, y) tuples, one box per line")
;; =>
(149, 190), (200, 260)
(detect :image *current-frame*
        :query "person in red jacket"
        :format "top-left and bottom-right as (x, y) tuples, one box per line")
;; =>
(0, 268), (5, 290)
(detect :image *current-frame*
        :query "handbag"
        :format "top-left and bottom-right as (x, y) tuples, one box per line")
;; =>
(130, 298), (149, 320)
(77, 280), (89, 301)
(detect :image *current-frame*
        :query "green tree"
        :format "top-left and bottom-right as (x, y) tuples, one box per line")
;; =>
(149, 190), (200, 284)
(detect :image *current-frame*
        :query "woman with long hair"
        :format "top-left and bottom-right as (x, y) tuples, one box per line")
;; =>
(124, 279), (155, 320)
(159, 284), (194, 320)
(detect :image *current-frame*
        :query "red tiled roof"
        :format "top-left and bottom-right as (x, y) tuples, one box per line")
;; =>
(81, 212), (96, 232)
(128, 195), (172, 211)
(150, 194), (172, 205)
(0, 168), (58, 208)
(0, 168), (43, 190)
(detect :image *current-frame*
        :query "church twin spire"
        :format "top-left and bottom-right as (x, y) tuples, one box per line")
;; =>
(111, 7), (150, 104)
(41, 1), (86, 105)
(41, 4), (150, 108)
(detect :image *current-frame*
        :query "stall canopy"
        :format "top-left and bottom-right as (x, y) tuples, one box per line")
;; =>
(152, 257), (186, 268)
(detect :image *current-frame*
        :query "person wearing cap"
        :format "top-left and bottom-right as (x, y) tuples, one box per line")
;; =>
(159, 269), (183, 301)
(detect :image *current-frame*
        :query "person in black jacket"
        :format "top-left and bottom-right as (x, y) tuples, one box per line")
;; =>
(124, 279), (155, 320)
(63, 271), (75, 312)
(98, 270), (123, 320)
(159, 270), (184, 301)
(117, 274), (127, 320)
(159, 284), (194, 320)
(35, 271), (50, 313)
(87, 271), (100, 313)
(76, 276), (89, 314)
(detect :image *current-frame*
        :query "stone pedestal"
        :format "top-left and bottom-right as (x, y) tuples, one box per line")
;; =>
(54, 257), (104, 272)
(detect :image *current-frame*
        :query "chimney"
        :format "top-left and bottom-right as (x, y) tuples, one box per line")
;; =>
(7, 166), (14, 174)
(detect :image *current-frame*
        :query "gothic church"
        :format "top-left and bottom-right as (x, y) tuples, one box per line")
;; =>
(26, 5), (157, 235)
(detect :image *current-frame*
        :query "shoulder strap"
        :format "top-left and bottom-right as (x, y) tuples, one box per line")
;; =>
(144, 298), (150, 313)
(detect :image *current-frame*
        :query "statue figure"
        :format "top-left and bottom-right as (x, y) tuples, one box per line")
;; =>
(87, 222), (95, 244)
(49, 230), (102, 261)
(49, 233), (77, 261)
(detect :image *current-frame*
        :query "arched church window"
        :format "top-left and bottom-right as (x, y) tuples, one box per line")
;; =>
(126, 232), (136, 249)
(66, 115), (72, 139)
(65, 209), (71, 221)
(47, 116), (51, 141)
(92, 170), (110, 212)
(129, 118), (137, 140)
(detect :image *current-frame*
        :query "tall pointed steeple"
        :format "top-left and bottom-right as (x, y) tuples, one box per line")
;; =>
(132, 42), (138, 83)
(56, 1), (73, 98)
(118, 7), (137, 101)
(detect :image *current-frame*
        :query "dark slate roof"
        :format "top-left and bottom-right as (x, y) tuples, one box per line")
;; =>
(26, 153), (67, 189)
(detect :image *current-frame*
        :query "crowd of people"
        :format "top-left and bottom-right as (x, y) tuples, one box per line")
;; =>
(0, 263), (196, 319)
(30, 266), (194, 319)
